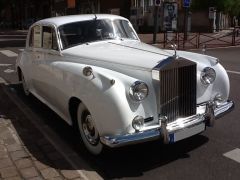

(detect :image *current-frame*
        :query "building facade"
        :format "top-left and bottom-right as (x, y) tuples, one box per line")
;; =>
(53, 0), (130, 17)
(129, 0), (181, 32)
(0, 0), (181, 30)
(1, 0), (228, 32)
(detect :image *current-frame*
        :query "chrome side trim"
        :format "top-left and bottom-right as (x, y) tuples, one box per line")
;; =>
(100, 100), (234, 148)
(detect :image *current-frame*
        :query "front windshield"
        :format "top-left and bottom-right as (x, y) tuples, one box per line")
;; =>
(59, 19), (138, 49)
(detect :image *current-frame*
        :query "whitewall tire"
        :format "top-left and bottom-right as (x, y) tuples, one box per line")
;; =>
(21, 73), (30, 96)
(77, 103), (103, 155)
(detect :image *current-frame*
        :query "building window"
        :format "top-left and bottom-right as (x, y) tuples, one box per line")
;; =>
(144, 0), (150, 12)
(67, 0), (76, 8)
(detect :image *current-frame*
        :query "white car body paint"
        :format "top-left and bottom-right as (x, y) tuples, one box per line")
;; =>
(16, 14), (233, 149)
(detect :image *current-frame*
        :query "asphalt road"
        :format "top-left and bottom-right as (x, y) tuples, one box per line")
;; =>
(0, 37), (239, 180)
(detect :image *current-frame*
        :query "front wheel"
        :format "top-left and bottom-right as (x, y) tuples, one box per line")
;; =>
(77, 103), (103, 155)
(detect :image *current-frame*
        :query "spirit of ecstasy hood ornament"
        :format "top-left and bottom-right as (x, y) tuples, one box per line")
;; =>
(170, 44), (178, 59)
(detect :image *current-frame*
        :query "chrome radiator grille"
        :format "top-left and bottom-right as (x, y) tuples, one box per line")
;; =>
(159, 58), (197, 123)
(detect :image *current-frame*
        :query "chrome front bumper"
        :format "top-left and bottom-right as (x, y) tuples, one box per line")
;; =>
(100, 100), (234, 148)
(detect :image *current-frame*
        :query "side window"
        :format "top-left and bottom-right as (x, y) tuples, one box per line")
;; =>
(52, 31), (58, 50)
(42, 26), (58, 50)
(29, 25), (41, 48)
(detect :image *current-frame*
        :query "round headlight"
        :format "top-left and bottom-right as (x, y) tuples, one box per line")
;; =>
(129, 81), (149, 101)
(132, 116), (144, 131)
(201, 67), (216, 85)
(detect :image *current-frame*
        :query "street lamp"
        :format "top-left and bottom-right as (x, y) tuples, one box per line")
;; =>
(153, 0), (163, 44)
(183, 0), (191, 40)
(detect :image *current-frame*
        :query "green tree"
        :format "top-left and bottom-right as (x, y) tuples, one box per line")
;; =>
(0, 0), (7, 12)
(191, 0), (240, 15)
(0, 0), (19, 13)
(224, 0), (240, 16)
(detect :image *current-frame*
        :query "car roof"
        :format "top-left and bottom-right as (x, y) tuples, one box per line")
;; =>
(33, 14), (128, 27)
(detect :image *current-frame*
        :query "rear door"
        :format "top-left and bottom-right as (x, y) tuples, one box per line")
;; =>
(31, 25), (58, 100)
(24, 25), (43, 93)
(33, 25), (68, 117)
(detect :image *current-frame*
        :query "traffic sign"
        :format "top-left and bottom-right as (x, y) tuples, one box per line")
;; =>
(183, 0), (191, 8)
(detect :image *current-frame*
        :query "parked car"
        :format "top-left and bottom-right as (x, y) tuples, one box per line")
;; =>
(16, 14), (234, 155)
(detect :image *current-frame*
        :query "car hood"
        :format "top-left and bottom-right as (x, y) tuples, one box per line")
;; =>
(62, 40), (172, 70)
(62, 40), (217, 71)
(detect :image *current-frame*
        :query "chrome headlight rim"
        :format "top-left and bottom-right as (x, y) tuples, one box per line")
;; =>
(129, 81), (149, 102)
(200, 67), (216, 85)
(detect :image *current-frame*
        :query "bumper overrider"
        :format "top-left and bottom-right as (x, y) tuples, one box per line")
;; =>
(100, 100), (234, 148)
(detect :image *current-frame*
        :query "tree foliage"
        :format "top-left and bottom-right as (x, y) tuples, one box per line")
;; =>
(191, 0), (240, 16)
(0, 0), (7, 11)
(224, 0), (240, 16)
(0, 0), (18, 11)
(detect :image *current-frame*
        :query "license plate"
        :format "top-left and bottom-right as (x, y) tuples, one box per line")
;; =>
(169, 123), (205, 143)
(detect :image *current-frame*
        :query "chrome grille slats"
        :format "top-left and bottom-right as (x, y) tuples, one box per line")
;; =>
(159, 58), (197, 123)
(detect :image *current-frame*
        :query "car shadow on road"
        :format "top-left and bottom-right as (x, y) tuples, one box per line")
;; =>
(0, 84), (86, 171)
(1, 84), (209, 179)
(93, 135), (208, 179)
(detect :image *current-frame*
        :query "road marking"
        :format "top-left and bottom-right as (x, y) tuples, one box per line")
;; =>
(19, 49), (24, 51)
(223, 148), (240, 164)
(0, 50), (18, 57)
(227, 70), (240, 75)
(0, 39), (25, 42)
(0, 77), (8, 85)
(0, 63), (12, 67)
(0, 35), (26, 37)
(4, 69), (15, 73)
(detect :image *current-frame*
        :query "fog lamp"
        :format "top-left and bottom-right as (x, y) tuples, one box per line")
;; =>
(214, 93), (225, 105)
(132, 116), (144, 131)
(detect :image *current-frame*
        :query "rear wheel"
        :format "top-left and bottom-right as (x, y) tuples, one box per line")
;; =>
(77, 103), (103, 155)
(20, 71), (30, 96)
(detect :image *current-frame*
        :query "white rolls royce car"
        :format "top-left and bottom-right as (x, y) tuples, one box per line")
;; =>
(16, 14), (234, 155)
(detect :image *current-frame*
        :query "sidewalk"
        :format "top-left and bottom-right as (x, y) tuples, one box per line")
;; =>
(138, 28), (240, 49)
(0, 85), (85, 180)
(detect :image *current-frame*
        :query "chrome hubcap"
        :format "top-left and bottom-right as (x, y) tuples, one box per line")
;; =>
(82, 113), (99, 145)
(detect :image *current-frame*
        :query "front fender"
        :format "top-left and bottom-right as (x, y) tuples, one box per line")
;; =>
(54, 62), (155, 136)
(170, 50), (230, 104)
